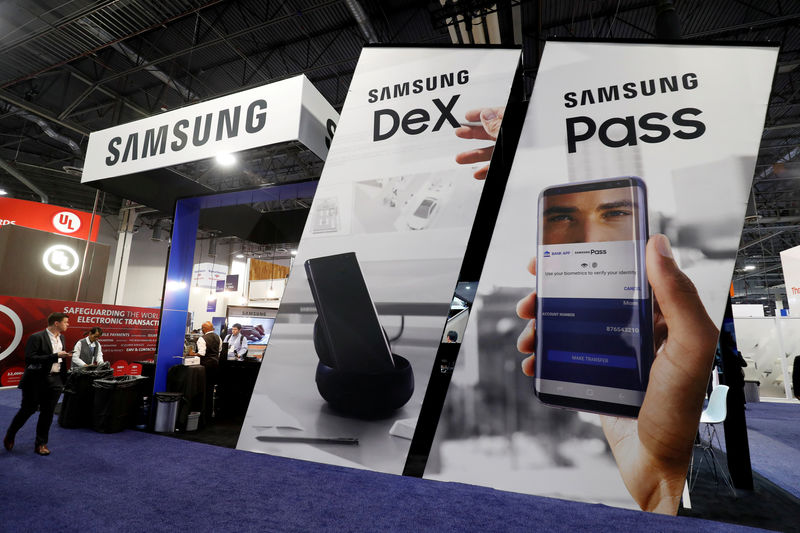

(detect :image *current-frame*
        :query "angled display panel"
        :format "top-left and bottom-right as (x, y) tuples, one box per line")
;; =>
(426, 41), (778, 514)
(236, 46), (521, 474)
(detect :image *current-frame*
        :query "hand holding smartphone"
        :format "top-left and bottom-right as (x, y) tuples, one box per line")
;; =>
(533, 177), (654, 418)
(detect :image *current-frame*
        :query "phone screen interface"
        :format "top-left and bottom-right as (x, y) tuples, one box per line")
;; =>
(536, 179), (651, 407)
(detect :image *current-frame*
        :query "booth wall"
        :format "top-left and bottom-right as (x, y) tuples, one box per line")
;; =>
(732, 317), (799, 398)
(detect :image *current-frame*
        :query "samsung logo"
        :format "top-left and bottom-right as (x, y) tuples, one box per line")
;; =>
(104, 99), (268, 166)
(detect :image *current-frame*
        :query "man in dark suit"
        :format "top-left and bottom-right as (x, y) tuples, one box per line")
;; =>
(3, 312), (70, 455)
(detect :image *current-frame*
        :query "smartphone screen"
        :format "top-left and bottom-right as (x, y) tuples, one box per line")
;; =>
(534, 177), (653, 418)
(305, 252), (395, 373)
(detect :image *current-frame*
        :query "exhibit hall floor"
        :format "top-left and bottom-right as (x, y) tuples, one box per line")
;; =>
(0, 387), (796, 532)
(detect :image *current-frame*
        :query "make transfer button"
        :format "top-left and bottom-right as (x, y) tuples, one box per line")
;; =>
(547, 350), (637, 369)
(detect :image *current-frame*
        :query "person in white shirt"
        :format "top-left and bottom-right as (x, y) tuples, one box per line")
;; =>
(224, 323), (248, 361)
(71, 327), (104, 369)
(4, 312), (70, 456)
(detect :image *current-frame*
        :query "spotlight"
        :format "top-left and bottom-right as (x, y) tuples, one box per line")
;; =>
(290, 250), (298, 256)
(0, 188), (7, 195)
(743, 265), (756, 271)
(236, 254), (245, 259)
(216, 152), (236, 166)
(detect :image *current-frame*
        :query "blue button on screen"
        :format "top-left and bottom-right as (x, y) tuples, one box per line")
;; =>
(548, 350), (637, 369)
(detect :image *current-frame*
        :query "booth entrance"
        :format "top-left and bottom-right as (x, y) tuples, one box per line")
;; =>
(80, 75), (338, 443)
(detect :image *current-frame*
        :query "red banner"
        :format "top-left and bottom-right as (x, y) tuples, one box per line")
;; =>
(0, 197), (101, 241)
(0, 296), (160, 386)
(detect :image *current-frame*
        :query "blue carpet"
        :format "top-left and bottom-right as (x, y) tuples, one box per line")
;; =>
(741, 402), (800, 499)
(0, 388), (767, 533)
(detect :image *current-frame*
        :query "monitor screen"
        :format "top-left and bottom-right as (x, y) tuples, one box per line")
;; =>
(226, 316), (275, 345)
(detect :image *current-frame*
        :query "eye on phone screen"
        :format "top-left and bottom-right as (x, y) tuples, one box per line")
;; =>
(534, 177), (653, 418)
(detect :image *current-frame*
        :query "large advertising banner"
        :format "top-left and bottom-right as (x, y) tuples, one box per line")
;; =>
(780, 244), (800, 314)
(0, 296), (160, 386)
(426, 41), (777, 514)
(236, 47), (521, 473)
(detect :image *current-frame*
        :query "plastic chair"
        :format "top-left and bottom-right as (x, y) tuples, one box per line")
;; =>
(689, 385), (736, 495)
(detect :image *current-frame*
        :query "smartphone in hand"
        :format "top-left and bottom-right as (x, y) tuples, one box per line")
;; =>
(534, 177), (653, 418)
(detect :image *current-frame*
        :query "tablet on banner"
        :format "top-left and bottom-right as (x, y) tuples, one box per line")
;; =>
(236, 46), (521, 474)
(428, 41), (778, 513)
(0, 296), (160, 385)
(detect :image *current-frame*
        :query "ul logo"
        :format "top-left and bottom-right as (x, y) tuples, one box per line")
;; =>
(52, 211), (81, 233)
(43, 245), (79, 276)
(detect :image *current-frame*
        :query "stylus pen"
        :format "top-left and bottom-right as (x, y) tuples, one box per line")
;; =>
(256, 435), (359, 446)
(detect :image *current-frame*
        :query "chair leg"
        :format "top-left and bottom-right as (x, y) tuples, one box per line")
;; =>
(707, 422), (737, 497)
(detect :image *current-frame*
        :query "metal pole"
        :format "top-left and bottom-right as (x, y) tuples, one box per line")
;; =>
(75, 189), (100, 301)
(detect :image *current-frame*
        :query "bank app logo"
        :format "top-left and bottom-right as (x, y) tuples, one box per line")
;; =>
(52, 211), (81, 233)
(543, 250), (551, 258)
(43, 244), (79, 276)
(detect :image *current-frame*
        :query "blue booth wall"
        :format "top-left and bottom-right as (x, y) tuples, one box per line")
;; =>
(153, 182), (317, 393)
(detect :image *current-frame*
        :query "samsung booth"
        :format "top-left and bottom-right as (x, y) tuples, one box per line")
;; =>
(2, 40), (799, 533)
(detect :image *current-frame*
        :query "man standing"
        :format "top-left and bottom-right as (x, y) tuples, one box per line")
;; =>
(4, 312), (70, 455)
(71, 326), (104, 369)
(224, 323), (248, 361)
(192, 321), (221, 422)
(194, 322), (221, 362)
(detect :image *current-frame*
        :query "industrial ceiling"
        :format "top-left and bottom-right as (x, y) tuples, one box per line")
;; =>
(0, 0), (797, 309)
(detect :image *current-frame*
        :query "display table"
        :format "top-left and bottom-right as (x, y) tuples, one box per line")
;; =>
(217, 359), (260, 418)
(166, 364), (206, 430)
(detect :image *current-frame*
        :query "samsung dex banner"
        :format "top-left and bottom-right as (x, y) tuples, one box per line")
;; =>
(780, 244), (800, 314)
(0, 296), (160, 386)
(82, 75), (336, 182)
(0, 197), (101, 241)
(237, 47), (521, 474)
(427, 41), (777, 513)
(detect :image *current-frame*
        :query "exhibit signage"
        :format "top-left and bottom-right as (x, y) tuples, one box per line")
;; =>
(780, 244), (800, 314)
(236, 46), (521, 474)
(429, 41), (778, 512)
(0, 197), (101, 241)
(192, 263), (227, 289)
(0, 296), (160, 386)
(82, 75), (338, 182)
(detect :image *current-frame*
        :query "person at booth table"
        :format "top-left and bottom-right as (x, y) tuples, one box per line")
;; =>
(189, 321), (221, 422)
(224, 323), (248, 361)
(192, 321), (221, 361)
(71, 326), (104, 369)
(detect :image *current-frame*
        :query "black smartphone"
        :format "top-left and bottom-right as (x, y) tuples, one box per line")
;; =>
(534, 176), (653, 418)
(305, 252), (395, 373)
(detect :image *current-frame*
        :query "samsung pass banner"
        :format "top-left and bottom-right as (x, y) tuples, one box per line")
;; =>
(427, 41), (777, 512)
(0, 197), (101, 241)
(0, 296), (160, 386)
(780, 244), (800, 314)
(237, 47), (520, 473)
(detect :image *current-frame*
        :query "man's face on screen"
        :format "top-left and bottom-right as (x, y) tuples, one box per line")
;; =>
(542, 186), (638, 244)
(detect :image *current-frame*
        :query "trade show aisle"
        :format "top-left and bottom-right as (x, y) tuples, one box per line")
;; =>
(730, 401), (800, 499)
(0, 389), (765, 533)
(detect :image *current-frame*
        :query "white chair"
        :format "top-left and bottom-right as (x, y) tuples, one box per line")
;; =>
(689, 385), (736, 495)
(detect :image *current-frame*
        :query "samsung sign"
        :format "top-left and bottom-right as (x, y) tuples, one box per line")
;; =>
(83, 75), (338, 183)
